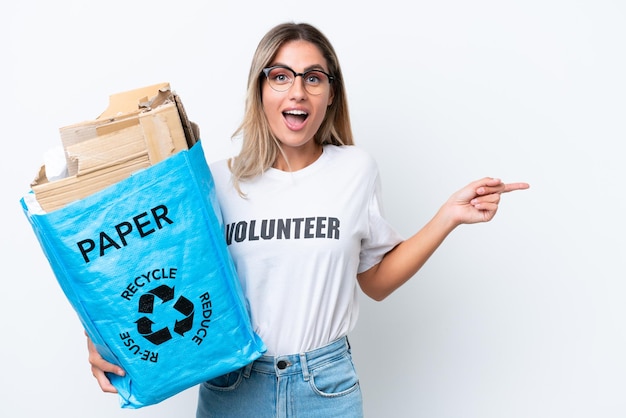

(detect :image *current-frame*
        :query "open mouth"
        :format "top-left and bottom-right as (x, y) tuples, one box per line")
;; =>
(283, 109), (309, 125)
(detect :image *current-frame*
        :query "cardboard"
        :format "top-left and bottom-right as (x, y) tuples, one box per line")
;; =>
(31, 83), (199, 212)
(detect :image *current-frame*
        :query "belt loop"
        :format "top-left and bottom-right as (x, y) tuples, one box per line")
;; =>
(242, 361), (254, 378)
(299, 353), (310, 382)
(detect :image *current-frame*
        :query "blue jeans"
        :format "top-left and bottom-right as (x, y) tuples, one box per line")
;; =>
(196, 337), (363, 417)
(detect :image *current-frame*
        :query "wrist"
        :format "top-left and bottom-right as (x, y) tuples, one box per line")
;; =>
(434, 203), (462, 233)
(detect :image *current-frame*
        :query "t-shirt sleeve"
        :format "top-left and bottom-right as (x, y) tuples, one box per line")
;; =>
(358, 171), (404, 274)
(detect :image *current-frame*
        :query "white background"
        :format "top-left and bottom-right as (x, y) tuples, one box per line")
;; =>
(2, 1), (625, 417)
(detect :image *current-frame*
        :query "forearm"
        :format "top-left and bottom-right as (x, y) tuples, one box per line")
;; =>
(357, 206), (458, 301)
(357, 177), (529, 301)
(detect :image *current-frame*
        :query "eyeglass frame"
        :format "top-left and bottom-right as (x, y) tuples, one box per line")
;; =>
(261, 65), (335, 95)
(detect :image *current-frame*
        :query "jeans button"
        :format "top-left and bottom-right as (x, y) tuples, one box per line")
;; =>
(277, 360), (288, 370)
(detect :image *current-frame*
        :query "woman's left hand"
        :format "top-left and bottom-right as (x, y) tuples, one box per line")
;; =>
(446, 177), (529, 225)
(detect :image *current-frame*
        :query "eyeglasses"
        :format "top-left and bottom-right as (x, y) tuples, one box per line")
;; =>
(262, 65), (334, 95)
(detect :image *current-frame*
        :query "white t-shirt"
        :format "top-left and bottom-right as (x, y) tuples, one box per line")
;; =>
(210, 145), (403, 355)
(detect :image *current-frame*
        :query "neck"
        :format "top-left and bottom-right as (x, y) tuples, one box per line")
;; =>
(273, 143), (323, 172)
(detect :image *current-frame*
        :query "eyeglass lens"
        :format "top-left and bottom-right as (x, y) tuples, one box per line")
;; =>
(265, 66), (331, 95)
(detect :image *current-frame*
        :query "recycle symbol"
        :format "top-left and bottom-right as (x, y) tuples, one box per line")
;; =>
(135, 284), (195, 345)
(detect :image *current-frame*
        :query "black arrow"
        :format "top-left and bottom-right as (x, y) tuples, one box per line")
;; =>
(138, 294), (155, 314)
(173, 296), (194, 316)
(136, 316), (155, 334)
(173, 296), (195, 336)
(136, 317), (173, 345)
(144, 327), (172, 345)
(174, 315), (194, 336)
(149, 285), (175, 303)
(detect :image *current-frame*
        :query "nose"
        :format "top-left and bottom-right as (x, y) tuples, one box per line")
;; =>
(288, 75), (307, 99)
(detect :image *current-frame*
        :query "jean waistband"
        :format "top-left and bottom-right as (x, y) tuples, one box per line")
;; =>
(242, 336), (351, 380)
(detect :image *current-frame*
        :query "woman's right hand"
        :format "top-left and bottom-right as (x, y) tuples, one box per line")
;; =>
(86, 332), (125, 393)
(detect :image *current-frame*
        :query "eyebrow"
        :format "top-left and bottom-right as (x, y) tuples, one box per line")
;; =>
(270, 63), (329, 73)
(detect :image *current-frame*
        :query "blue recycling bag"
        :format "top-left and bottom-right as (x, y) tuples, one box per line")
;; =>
(20, 141), (266, 408)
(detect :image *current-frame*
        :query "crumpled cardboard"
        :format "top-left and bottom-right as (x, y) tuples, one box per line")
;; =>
(30, 82), (199, 212)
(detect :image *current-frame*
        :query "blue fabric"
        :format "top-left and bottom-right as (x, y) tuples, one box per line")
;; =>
(21, 141), (266, 408)
(196, 337), (363, 417)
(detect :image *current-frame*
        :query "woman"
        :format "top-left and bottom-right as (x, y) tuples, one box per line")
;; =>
(88, 22), (529, 417)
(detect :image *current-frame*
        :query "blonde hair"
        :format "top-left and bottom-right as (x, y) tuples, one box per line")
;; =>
(229, 22), (353, 194)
